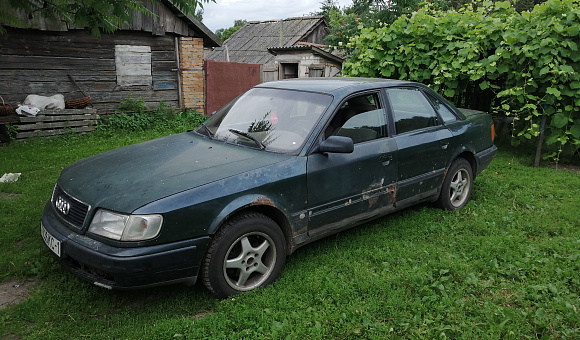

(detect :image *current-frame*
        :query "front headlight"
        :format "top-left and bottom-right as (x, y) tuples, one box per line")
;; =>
(88, 209), (163, 241)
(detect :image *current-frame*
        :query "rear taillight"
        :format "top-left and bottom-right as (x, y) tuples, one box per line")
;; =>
(491, 124), (496, 141)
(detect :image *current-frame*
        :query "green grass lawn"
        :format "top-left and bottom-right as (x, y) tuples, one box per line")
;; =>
(1, 123), (579, 339)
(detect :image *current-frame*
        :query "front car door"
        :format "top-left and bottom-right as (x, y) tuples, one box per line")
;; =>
(306, 92), (398, 238)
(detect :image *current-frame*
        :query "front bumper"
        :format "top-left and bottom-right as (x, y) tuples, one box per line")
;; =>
(41, 203), (211, 289)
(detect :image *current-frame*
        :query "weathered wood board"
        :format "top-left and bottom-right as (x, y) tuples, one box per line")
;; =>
(14, 109), (98, 139)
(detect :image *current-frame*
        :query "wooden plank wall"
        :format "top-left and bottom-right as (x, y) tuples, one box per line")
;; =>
(0, 28), (180, 112)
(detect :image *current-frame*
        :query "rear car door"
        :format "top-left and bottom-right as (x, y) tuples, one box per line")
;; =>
(385, 87), (454, 202)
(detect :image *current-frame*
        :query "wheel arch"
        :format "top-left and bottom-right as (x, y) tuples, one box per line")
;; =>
(448, 146), (477, 178)
(455, 151), (477, 177)
(207, 197), (295, 256)
(240, 205), (294, 256)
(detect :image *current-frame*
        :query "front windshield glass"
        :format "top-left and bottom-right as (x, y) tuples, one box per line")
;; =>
(198, 88), (332, 153)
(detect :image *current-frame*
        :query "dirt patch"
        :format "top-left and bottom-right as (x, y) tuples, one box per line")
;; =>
(0, 280), (36, 310)
(549, 163), (580, 174)
(0, 193), (22, 200)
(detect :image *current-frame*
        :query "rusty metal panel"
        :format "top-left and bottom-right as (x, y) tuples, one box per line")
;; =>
(204, 60), (261, 115)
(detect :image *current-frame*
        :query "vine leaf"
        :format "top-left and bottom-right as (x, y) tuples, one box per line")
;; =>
(570, 123), (580, 139)
(551, 113), (569, 129)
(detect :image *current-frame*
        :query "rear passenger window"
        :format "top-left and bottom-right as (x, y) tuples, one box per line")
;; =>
(386, 88), (438, 134)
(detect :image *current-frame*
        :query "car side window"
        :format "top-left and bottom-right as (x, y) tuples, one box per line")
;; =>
(386, 88), (439, 134)
(425, 92), (458, 123)
(325, 93), (387, 144)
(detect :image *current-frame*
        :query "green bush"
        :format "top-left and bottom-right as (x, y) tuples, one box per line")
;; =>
(98, 97), (207, 133)
(343, 0), (580, 163)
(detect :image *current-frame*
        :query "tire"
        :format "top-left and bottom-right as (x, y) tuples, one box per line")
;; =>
(435, 158), (473, 210)
(202, 212), (286, 298)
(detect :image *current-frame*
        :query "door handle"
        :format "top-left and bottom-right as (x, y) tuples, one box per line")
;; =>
(440, 140), (449, 150)
(380, 154), (393, 166)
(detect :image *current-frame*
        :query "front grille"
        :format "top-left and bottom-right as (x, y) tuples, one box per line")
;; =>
(52, 185), (90, 230)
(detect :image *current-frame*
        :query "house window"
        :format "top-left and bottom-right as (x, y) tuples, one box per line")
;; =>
(281, 63), (298, 79)
(115, 45), (152, 86)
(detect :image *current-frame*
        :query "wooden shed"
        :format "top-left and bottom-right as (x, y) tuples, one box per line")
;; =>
(0, 0), (221, 113)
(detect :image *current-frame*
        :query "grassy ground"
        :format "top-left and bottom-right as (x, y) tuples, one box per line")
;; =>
(0, 121), (579, 339)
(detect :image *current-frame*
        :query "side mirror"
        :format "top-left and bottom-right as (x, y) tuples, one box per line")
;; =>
(317, 136), (354, 154)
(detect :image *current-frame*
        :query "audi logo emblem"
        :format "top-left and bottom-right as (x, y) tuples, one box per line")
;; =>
(55, 196), (71, 215)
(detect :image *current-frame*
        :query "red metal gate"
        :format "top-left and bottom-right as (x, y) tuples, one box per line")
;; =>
(204, 60), (261, 115)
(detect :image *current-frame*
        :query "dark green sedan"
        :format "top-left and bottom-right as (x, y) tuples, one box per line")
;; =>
(41, 78), (497, 297)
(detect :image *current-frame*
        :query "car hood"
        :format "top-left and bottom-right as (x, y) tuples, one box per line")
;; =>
(58, 132), (291, 213)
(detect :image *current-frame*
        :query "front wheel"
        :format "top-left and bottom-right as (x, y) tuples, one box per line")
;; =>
(202, 212), (286, 298)
(435, 158), (473, 210)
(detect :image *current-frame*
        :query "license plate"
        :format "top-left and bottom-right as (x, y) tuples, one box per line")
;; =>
(41, 224), (61, 257)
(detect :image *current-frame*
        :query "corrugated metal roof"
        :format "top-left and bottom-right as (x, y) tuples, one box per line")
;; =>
(205, 16), (327, 64)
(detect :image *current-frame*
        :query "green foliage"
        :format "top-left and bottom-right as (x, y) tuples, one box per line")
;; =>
(215, 19), (247, 41)
(324, 0), (545, 50)
(0, 0), (213, 36)
(4, 124), (19, 141)
(343, 0), (580, 163)
(117, 96), (148, 112)
(98, 97), (207, 133)
(193, 8), (204, 21)
(325, 0), (458, 50)
(310, 0), (340, 21)
(215, 26), (241, 41)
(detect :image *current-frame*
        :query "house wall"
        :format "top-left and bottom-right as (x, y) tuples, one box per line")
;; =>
(0, 28), (180, 112)
(271, 51), (342, 80)
(302, 24), (328, 45)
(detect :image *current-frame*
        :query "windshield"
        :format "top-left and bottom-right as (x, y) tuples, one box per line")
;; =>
(198, 88), (332, 153)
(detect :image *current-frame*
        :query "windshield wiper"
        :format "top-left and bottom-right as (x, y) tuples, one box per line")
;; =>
(197, 124), (214, 138)
(228, 129), (266, 150)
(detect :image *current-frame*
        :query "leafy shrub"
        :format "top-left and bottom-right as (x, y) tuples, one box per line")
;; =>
(5, 123), (19, 141)
(117, 96), (148, 112)
(98, 97), (207, 133)
(342, 0), (580, 163)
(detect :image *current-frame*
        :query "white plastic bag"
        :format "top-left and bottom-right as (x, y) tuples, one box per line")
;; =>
(16, 105), (40, 117)
(0, 173), (21, 183)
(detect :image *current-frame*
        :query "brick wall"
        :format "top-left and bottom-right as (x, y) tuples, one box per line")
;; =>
(179, 37), (205, 112)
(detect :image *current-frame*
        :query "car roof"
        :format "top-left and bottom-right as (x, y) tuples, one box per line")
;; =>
(256, 77), (421, 95)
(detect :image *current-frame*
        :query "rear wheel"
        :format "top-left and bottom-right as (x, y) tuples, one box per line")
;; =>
(435, 158), (473, 210)
(202, 212), (286, 298)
